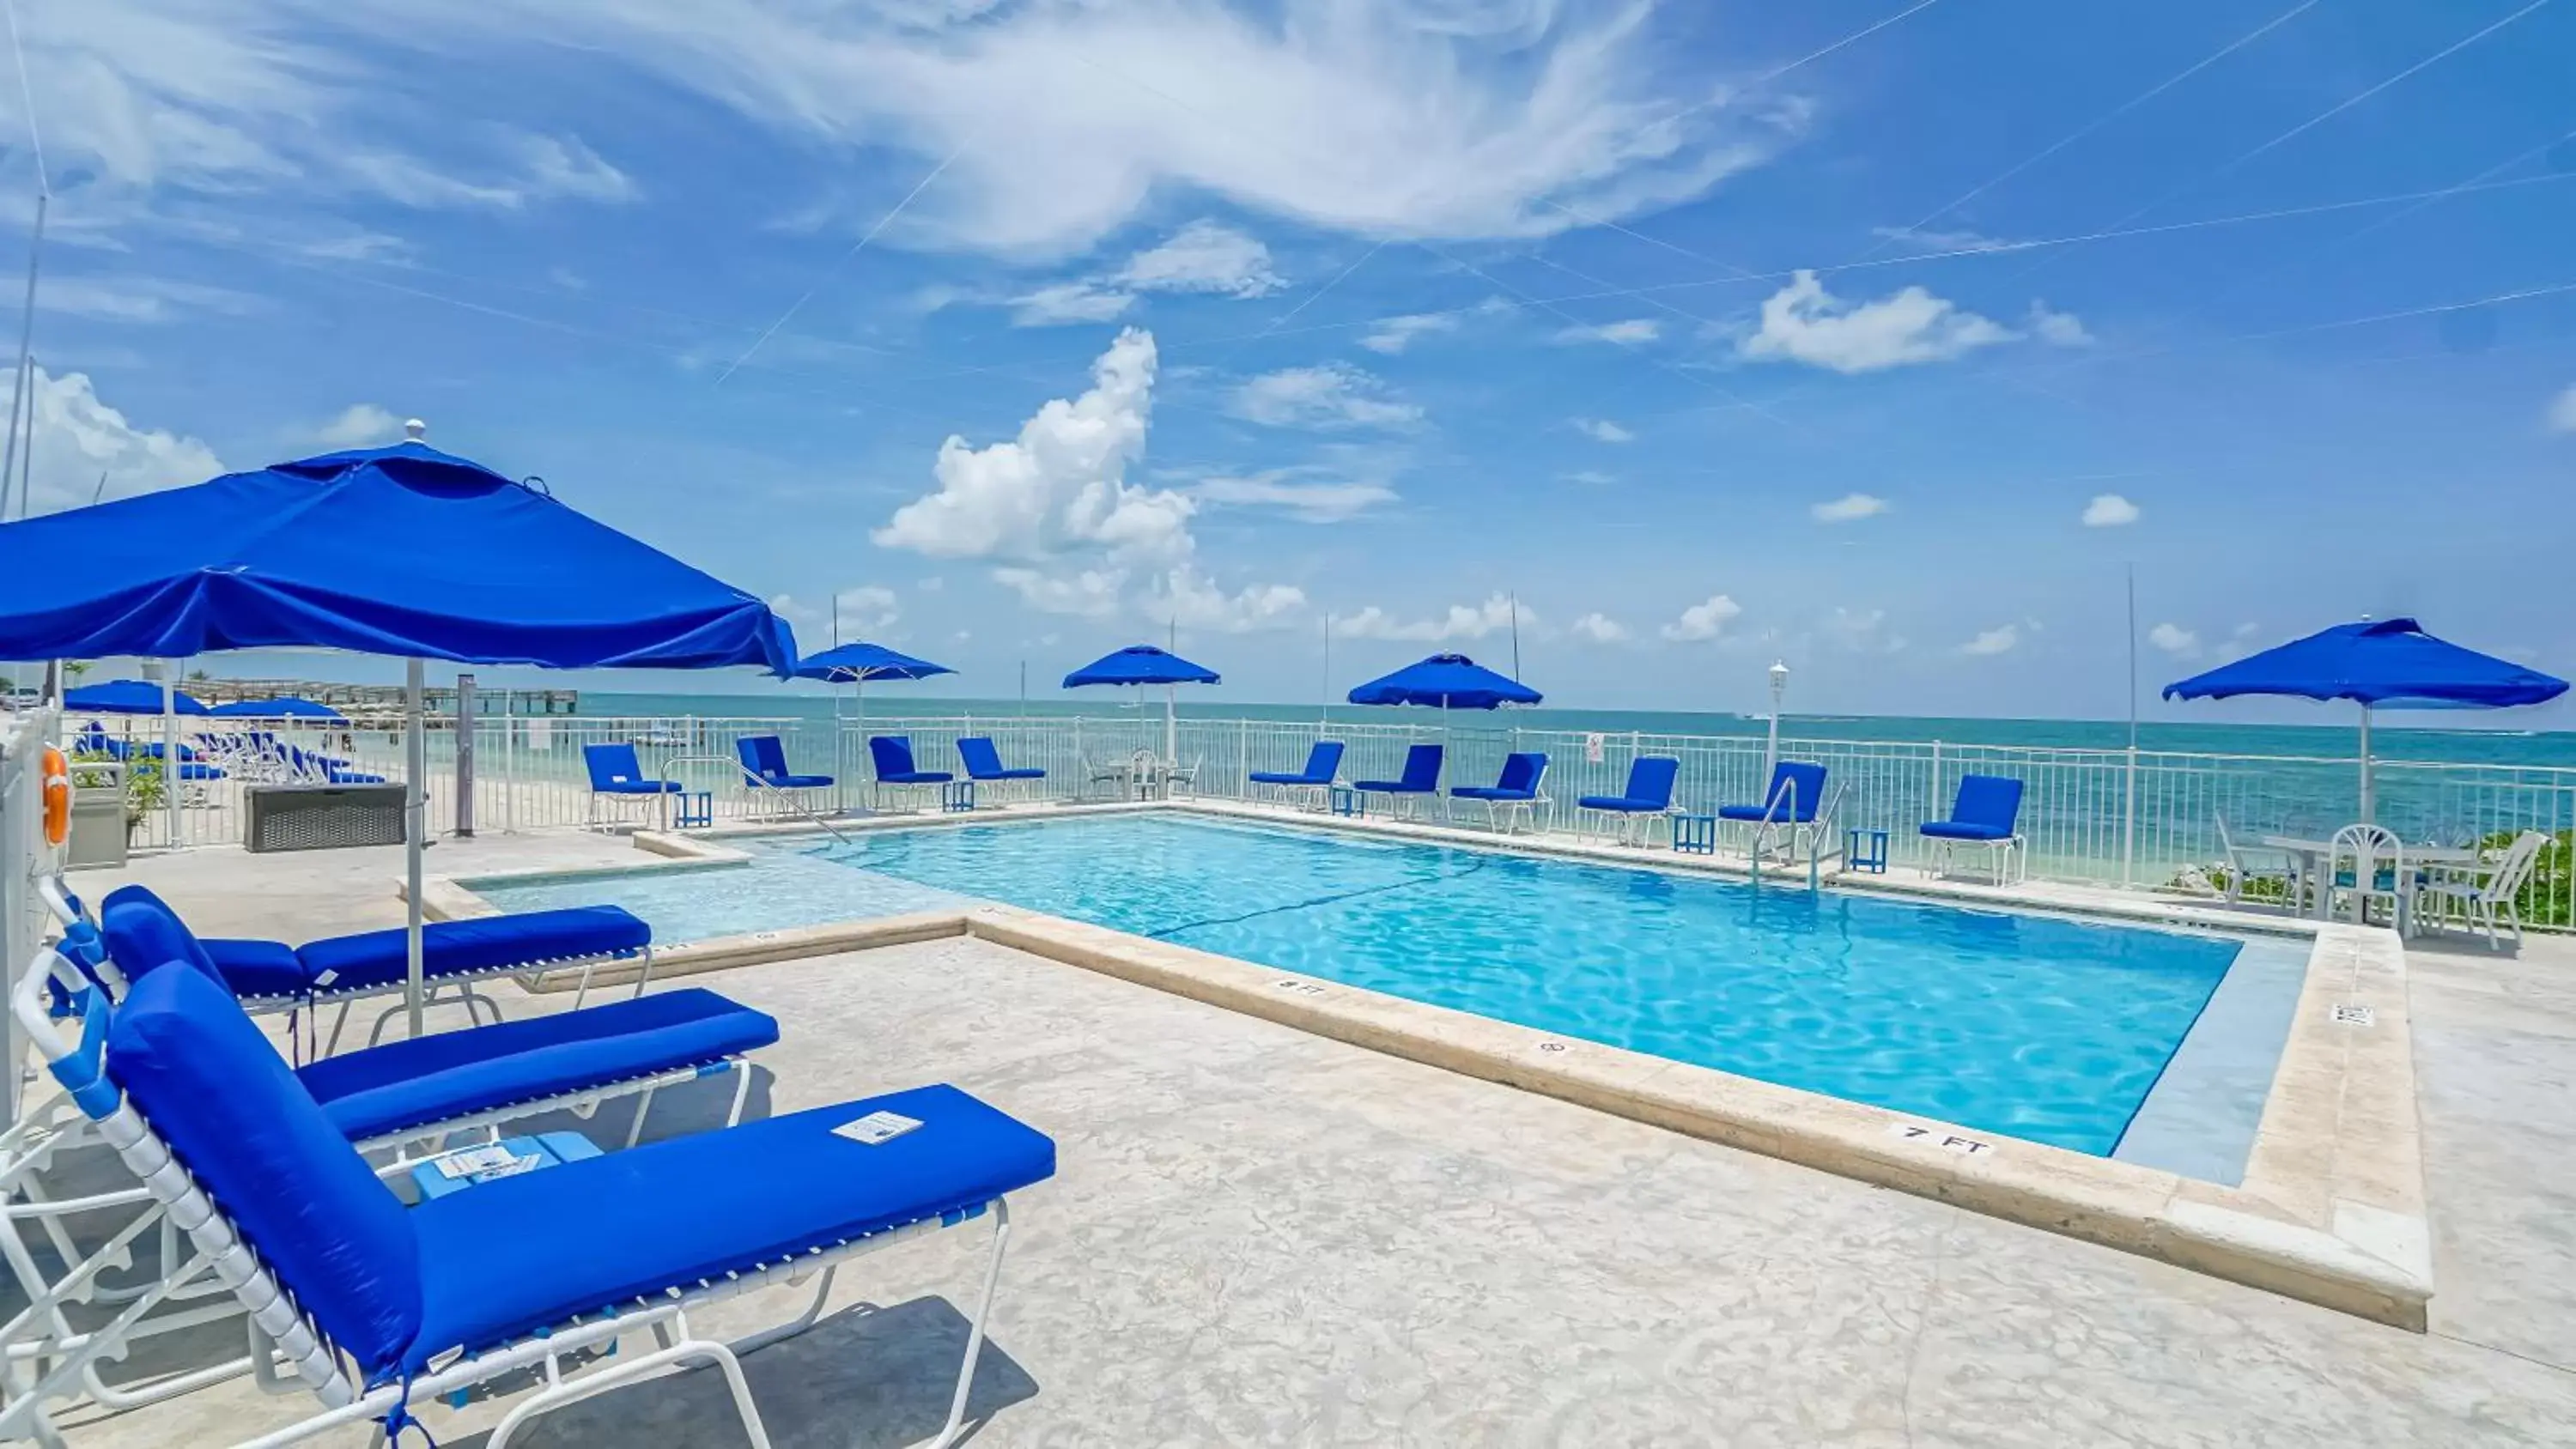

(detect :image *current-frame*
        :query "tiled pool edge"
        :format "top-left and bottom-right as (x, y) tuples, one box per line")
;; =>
(426, 822), (2430, 1330)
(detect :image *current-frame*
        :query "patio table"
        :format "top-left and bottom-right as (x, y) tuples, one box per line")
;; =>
(2261, 834), (2477, 926)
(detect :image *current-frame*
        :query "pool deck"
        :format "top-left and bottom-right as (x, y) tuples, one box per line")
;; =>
(37, 828), (2576, 1446)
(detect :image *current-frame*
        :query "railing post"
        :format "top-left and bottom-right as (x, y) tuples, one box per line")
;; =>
(1236, 720), (1249, 799)
(2122, 743), (2138, 889)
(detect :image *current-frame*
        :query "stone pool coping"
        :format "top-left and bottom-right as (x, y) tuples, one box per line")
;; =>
(420, 803), (2431, 1329)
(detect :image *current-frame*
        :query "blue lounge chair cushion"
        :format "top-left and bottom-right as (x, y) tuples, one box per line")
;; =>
(869, 736), (954, 785)
(1354, 743), (1443, 795)
(957, 737), (1045, 781)
(1449, 787), (1538, 801)
(1721, 761), (1826, 824)
(107, 965), (425, 1382)
(295, 988), (780, 1142)
(1249, 741), (1344, 786)
(100, 884), (264, 994)
(201, 937), (313, 999)
(1452, 751), (1546, 801)
(406, 1083), (1055, 1376)
(597, 779), (683, 796)
(1713, 803), (1777, 822)
(1577, 795), (1668, 813)
(737, 734), (835, 791)
(1919, 821), (2014, 841)
(295, 906), (651, 995)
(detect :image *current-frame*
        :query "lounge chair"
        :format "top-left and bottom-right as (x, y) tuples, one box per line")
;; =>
(1577, 755), (1680, 846)
(1352, 743), (1443, 819)
(735, 733), (835, 818)
(2215, 812), (2300, 910)
(868, 735), (958, 812)
(2417, 828), (2550, 948)
(1717, 761), (1829, 861)
(957, 737), (1046, 807)
(1247, 740), (1345, 810)
(1918, 773), (2026, 884)
(83, 882), (653, 1052)
(3, 961), (1053, 1449)
(1449, 752), (1550, 833)
(583, 741), (682, 828)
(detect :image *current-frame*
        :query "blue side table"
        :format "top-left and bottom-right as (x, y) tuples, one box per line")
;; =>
(672, 790), (714, 828)
(1672, 812), (1717, 855)
(1847, 828), (1890, 874)
(1330, 785), (1364, 817)
(411, 1131), (602, 1202)
(942, 780), (977, 813)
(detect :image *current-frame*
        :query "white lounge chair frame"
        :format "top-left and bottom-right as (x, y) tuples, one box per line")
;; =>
(2416, 828), (2549, 949)
(0, 954), (1006, 1449)
(0, 949), (758, 1428)
(2214, 812), (2300, 910)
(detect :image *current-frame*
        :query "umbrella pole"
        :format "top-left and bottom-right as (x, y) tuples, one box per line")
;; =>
(1165, 683), (1176, 765)
(2358, 705), (2373, 825)
(161, 666), (178, 849)
(404, 658), (427, 1040)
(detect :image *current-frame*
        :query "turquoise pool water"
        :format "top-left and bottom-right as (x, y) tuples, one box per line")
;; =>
(486, 816), (2255, 1156)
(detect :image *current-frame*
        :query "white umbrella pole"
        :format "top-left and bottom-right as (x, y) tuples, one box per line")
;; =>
(2358, 705), (2373, 825)
(161, 666), (178, 848)
(404, 658), (427, 1040)
(1165, 683), (1176, 763)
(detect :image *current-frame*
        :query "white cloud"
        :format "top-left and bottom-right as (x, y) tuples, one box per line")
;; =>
(2081, 493), (2141, 527)
(1959, 624), (2020, 657)
(1359, 312), (1459, 355)
(992, 566), (1127, 618)
(1740, 270), (2018, 373)
(39, 276), (263, 325)
(370, 2), (1801, 256)
(1230, 364), (1422, 430)
(1869, 224), (2016, 254)
(1821, 606), (1904, 653)
(875, 327), (1194, 564)
(4, 366), (224, 515)
(1810, 492), (1886, 524)
(311, 403), (401, 448)
(1561, 470), (1616, 486)
(1191, 470), (1396, 523)
(344, 133), (635, 210)
(1157, 566), (1307, 633)
(1662, 593), (1743, 642)
(1553, 318), (1662, 345)
(766, 585), (900, 635)
(2148, 622), (2199, 658)
(1011, 221), (1284, 327)
(2028, 302), (2093, 347)
(1572, 417), (1634, 444)
(1570, 612), (1631, 644)
(1340, 593), (1524, 643)
(2549, 384), (2576, 433)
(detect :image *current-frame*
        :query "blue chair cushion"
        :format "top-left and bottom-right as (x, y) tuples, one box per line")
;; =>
(1920, 822), (2014, 841)
(1716, 803), (1822, 823)
(880, 771), (955, 784)
(597, 780), (683, 796)
(1450, 787), (1539, 802)
(295, 906), (651, 997)
(1577, 795), (1664, 813)
(985, 768), (1045, 780)
(1249, 771), (1323, 785)
(108, 966), (424, 1384)
(202, 938), (316, 999)
(296, 988), (780, 1143)
(1352, 779), (1434, 793)
(405, 1083), (1055, 1377)
(764, 773), (835, 789)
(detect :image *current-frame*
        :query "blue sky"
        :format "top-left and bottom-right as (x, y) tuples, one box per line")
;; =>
(9, 0), (2576, 721)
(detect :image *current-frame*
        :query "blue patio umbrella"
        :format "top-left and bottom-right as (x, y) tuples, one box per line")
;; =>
(794, 641), (954, 731)
(64, 679), (210, 715)
(0, 431), (798, 1034)
(208, 696), (344, 720)
(1346, 653), (1542, 710)
(1063, 645), (1219, 761)
(2164, 616), (2567, 821)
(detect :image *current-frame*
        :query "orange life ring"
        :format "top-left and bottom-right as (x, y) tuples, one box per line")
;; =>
(40, 745), (70, 847)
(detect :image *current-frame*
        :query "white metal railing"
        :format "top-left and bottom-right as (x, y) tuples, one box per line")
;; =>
(1, 708), (55, 1121)
(52, 707), (2576, 929)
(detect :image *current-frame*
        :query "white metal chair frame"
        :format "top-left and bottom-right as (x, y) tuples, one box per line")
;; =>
(2213, 812), (2300, 910)
(0, 955), (1010, 1449)
(2415, 829), (2549, 949)
(2326, 822), (2409, 933)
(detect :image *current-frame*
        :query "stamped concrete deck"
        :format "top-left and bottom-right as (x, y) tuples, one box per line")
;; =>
(42, 834), (2576, 1446)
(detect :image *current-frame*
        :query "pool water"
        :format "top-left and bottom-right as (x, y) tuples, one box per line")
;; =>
(485, 816), (2257, 1157)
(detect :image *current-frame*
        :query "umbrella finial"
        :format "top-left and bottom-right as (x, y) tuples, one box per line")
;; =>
(404, 418), (427, 442)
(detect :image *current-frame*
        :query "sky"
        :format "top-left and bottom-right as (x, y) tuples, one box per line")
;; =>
(5, 0), (2574, 723)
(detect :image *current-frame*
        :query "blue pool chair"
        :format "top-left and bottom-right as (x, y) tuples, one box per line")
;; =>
(735, 733), (835, 816)
(1247, 740), (1345, 809)
(1449, 752), (1551, 833)
(93, 882), (653, 1052)
(1352, 743), (1443, 819)
(1577, 755), (1680, 846)
(583, 741), (683, 828)
(1717, 760), (1831, 861)
(1920, 774), (2026, 884)
(868, 735), (956, 812)
(957, 737), (1046, 807)
(9, 961), (1054, 1449)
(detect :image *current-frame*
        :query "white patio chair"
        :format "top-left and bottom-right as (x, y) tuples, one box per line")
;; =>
(2215, 812), (2300, 911)
(2326, 822), (2408, 932)
(2416, 829), (2550, 949)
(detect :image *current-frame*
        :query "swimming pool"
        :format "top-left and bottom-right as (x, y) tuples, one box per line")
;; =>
(477, 815), (2303, 1165)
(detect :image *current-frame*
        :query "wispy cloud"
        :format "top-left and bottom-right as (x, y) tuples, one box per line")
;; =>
(1230, 364), (1423, 430)
(1810, 492), (1886, 523)
(1740, 271), (2017, 373)
(1570, 612), (1631, 644)
(1192, 470), (1397, 523)
(1554, 318), (1662, 346)
(2549, 384), (2576, 433)
(1959, 624), (2020, 656)
(2082, 494), (2141, 527)
(1662, 593), (1742, 642)
(1572, 417), (1635, 443)
(1012, 221), (1284, 326)
(2148, 622), (2199, 658)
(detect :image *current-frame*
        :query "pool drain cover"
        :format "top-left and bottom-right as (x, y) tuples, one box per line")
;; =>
(2331, 1003), (2376, 1027)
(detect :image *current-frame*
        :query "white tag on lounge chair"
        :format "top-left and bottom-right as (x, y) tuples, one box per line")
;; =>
(834, 1111), (923, 1146)
(433, 1144), (522, 1179)
(311, 968), (337, 988)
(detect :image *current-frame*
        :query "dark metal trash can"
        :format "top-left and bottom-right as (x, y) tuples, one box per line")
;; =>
(246, 784), (407, 852)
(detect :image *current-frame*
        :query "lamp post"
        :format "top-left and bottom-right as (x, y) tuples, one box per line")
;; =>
(1765, 659), (1789, 773)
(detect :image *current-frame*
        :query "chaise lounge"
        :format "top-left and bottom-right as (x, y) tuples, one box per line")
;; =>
(1352, 743), (1443, 820)
(1247, 740), (1344, 810)
(1449, 751), (1550, 833)
(1577, 755), (1680, 846)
